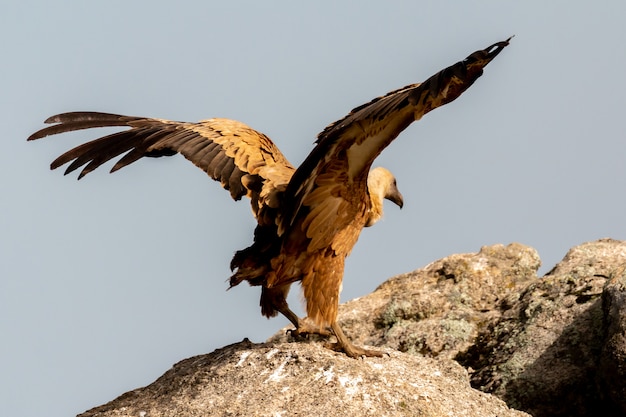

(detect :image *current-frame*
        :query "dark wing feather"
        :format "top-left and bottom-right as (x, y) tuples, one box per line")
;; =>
(28, 112), (296, 222)
(281, 37), (512, 248)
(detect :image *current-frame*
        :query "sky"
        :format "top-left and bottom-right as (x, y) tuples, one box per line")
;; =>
(2, 1), (626, 416)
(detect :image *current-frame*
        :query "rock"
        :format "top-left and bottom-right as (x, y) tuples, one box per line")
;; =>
(457, 239), (626, 417)
(78, 340), (529, 417)
(599, 265), (626, 415)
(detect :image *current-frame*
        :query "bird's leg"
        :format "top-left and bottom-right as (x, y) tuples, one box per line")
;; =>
(261, 286), (332, 338)
(327, 322), (383, 358)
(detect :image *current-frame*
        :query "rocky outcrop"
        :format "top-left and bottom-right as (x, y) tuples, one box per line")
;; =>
(457, 239), (626, 417)
(599, 267), (626, 414)
(78, 340), (528, 417)
(76, 240), (626, 417)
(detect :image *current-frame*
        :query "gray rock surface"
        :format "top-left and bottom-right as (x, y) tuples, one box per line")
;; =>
(598, 264), (626, 414)
(78, 340), (529, 417)
(457, 239), (626, 417)
(76, 240), (626, 417)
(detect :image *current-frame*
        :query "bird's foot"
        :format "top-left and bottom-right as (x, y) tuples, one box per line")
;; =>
(323, 341), (384, 358)
(287, 319), (332, 339)
(329, 321), (384, 358)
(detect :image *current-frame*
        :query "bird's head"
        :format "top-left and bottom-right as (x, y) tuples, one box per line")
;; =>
(368, 167), (404, 209)
(365, 167), (403, 227)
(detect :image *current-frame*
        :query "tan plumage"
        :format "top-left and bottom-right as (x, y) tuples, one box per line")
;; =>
(28, 38), (510, 357)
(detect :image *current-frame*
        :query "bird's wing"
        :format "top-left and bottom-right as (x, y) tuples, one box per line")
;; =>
(28, 112), (295, 222)
(282, 37), (511, 251)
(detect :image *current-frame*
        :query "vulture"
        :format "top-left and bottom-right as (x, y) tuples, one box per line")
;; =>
(29, 38), (510, 358)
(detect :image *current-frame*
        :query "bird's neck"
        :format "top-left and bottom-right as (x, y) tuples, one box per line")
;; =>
(365, 191), (384, 227)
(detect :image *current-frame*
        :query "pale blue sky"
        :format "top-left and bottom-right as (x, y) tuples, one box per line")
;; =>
(3, 1), (626, 416)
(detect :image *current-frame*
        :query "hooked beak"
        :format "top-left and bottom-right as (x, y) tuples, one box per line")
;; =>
(386, 188), (404, 209)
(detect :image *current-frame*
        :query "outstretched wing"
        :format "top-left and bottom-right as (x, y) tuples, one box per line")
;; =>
(28, 112), (295, 223)
(282, 37), (512, 250)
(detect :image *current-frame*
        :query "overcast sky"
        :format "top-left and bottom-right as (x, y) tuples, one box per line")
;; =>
(3, 1), (626, 416)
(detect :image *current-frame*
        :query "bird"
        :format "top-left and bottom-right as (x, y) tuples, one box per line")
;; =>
(28, 37), (511, 358)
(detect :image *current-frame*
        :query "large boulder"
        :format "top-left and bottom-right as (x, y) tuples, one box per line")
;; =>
(599, 266), (626, 414)
(77, 340), (529, 417)
(457, 239), (626, 417)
